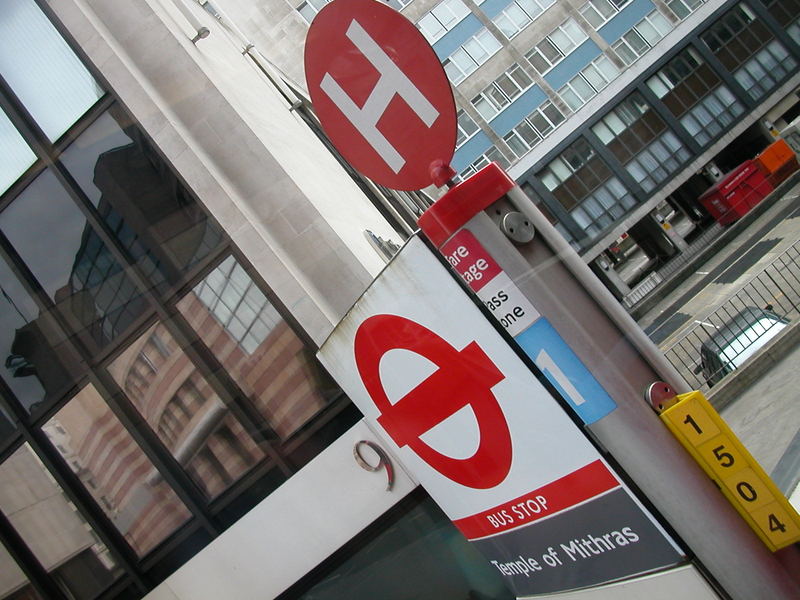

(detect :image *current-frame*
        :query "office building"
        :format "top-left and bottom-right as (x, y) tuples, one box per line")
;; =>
(0, 0), (797, 599)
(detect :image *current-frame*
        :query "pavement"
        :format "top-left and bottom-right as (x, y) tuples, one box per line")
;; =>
(630, 174), (800, 508)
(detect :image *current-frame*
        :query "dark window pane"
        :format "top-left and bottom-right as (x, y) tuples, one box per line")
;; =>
(0, 256), (78, 413)
(0, 169), (150, 353)
(0, 444), (120, 599)
(299, 494), (514, 599)
(177, 257), (339, 440)
(0, 406), (14, 444)
(61, 108), (225, 292)
(107, 323), (265, 499)
(45, 385), (192, 556)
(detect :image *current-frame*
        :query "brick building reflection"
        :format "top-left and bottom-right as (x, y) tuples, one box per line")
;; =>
(4, 134), (335, 563)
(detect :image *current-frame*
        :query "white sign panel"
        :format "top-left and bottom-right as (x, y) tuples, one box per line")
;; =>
(318, 236), (681, 596)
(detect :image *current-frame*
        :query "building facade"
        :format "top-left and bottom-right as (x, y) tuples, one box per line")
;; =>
(265, 0), (800, 296)
(0, 0), (798, 599)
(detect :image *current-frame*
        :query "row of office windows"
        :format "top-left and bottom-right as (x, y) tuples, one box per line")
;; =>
(441, 0), (704, 88)
(515, 0), (800, 249)
(0, 2), (369, 598)
(454, 0), (709, 177)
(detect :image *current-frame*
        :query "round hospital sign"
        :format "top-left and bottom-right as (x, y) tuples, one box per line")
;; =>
(304, 0), (457, 190)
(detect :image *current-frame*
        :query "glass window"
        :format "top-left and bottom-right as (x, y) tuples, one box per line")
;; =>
(701, 5), (796, 101)
(298, 494), (514, 599)
(0, 109), (35, 195)
(580, 0), (617, 27)
(0, 0), (103, 141)
(45, 385), (192, 556)
(418, 13), (446, 41)
(0, 541), (42, 599)
(0, 444), (121, 599)
(108, 322), (267, 499)
(593, 93), (690, 192)
(177, 257), (339, 440)
(538, 138), (636, 243)
(456, 110), (479, 146)
(417, 0), (469, 43)
(647, 48), (744, 147)
(60, 108), (225, 293)
(297, 0), (330, 23)
(0, 169), (151, 354)
(0, 255), (80, 414)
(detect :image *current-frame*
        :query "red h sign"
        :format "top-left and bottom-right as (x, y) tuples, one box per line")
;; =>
(304, 0), (456, 190)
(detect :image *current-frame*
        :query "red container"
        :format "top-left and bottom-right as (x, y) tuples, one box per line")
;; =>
(698, 160), (774, 225)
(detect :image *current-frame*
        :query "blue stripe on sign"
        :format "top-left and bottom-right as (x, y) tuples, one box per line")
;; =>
(514, 318), (616, 424)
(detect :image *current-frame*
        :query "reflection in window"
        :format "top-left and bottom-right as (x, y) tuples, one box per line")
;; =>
(0, 170), (150, 353)
(455, 110), (479, 148)
(579, 0), (631, 29)
(418, 0), (470, 43)
(178, 258), (337, 439)
(701, 4), (796, 101)
(471, 64), (533, 121)
(443, 29), (502, 85)
(108, 323), (266, 499)
(647, 48), (744, 147)
(758, 0), (800, 45)
(0, 444), (120, 599)
(0, 256), (77, 414)
(525, 19), (587, 75)
(0, 109), (35, 195)
(0, 541), (41, 600)
(299, 494), (513, 599)
(492, 0), (555, 40)
(503, 101), (565, 158)
(189, 257), (280, 355)
(45, 385), (191, 556)
(458, 148), (510, 182)
(539, 138), (636, 242)
(592, 93), (691, 192)
(667, 0), (704, 20)
(61, 108), (225, 292)
(611, 11), (672, 66)
(0, 0), (103, 141)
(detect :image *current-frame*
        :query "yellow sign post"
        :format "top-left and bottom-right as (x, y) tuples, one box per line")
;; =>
(657, 390), (800, 551)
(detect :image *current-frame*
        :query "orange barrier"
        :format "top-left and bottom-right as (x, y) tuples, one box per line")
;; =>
(755, 139), (799, 186)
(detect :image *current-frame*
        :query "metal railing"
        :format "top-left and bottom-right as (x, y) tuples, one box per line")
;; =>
(623, 222), (724, 308)
(662, 239), (800, 390)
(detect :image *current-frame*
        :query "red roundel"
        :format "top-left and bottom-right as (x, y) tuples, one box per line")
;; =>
(354, 314), (512, 489)
(304, 0), (456, 191)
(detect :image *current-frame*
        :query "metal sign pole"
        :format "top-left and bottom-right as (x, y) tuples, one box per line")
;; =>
(417, 163), (800, 600)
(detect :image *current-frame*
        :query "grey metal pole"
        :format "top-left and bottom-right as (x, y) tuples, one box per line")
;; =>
(505, 185), (692, 393)
(418, 167), (800, 600)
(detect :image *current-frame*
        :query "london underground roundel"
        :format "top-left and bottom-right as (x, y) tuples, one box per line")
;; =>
(304, 0), (457, 191)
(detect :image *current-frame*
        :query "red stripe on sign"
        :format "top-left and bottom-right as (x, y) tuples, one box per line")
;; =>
(441, 230), (502, 293)
(452, 460), (619, 540)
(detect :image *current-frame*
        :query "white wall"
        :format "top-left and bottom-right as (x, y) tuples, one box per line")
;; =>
(144, 420), (417, 599)
(48, 0), (403, 345)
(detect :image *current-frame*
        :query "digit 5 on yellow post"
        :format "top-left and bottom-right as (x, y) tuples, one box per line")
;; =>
(656, 390), (800, 551)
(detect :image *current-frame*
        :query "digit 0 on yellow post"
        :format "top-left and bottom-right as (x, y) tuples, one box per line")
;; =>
(660, 391), (800, 551)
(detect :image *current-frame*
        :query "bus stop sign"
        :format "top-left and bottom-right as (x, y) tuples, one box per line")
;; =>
(304, 0), (456, 190)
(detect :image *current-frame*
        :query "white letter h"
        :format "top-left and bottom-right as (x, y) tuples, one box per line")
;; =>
(320, 20), (439, 174)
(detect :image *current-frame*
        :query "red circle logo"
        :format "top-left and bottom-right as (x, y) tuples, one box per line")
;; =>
(354, 314), (512, 489)
(304, 0), (456, 191)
